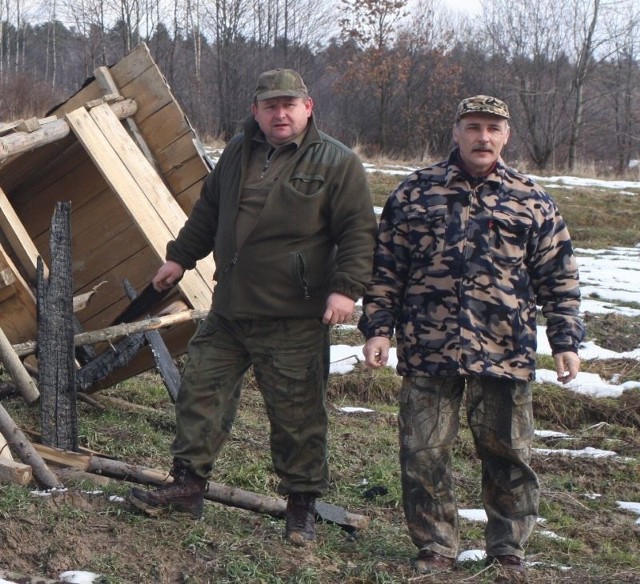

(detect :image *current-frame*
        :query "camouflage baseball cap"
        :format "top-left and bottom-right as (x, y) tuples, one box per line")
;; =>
(455, 95), (510, 121)
(254, 69), (309, 101)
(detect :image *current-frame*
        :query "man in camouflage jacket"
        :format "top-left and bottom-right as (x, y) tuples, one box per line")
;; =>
(358, 95), (584, 582)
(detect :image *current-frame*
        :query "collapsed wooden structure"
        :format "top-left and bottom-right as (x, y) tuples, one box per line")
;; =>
(0, 46), (372, 534)
(0, 43), (215, 390)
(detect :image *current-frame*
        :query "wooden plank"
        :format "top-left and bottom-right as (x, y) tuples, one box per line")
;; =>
(110, 43), (157, 91)
(13, 156), (109, 240)
(48, 45), (154, 118)
(136, 102), (195, 155)
(117, 59), (175, 123)
(175, 181), (205, 214)
(2, 136), (85, 202)
(83, 104), (215, 299)
(163, 154), (210, 197)
(0, 243), (37, 344)
(0, 186), (45, 283)
(65, 107), (211, 310)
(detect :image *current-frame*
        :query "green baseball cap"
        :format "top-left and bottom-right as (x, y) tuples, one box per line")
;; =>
(254, 69), (309, 101)
(455, 95), (510, 121)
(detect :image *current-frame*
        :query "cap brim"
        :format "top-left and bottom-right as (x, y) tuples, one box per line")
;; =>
(256, 90), (309, 101)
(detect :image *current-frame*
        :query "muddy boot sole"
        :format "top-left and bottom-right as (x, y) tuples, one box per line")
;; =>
(127, 488), (203, 520)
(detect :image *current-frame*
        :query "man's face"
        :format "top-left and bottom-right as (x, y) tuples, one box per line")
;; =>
(453, 113), (510, 176)
(251, 96), (313, 146)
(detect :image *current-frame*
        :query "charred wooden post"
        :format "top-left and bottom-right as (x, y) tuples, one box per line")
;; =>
(75, 334), (146, 391)
(37, 202), (77, 451)
(123, 278), (181, 401)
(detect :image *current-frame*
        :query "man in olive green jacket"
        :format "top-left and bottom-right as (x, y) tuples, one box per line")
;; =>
(129, 69), (377, 547)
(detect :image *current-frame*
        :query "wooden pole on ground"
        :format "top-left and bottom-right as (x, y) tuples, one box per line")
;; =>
(0, 326), (39, 403)
(0, 405), (62, 488)
(11, 309), (208, 359)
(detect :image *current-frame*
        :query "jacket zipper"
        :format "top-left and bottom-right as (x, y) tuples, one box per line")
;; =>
(295, 252), (311, 300)
(223, 252), (239, 273)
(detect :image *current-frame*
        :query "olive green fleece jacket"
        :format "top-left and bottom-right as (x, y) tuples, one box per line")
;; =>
(166, 115), (377, 319)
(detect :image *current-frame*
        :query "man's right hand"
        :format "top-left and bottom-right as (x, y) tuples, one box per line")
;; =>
(152, 260), (184, 291)
(363, 336), (391, 369)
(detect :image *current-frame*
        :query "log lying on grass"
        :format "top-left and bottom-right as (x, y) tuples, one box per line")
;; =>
(0, 459), (32, 486)
(0, 570), (64, 584)
(34, 444), (369, 532)
(0, 406), (62, 489)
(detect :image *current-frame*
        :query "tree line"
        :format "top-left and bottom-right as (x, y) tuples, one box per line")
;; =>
(1, 0), (639, 173)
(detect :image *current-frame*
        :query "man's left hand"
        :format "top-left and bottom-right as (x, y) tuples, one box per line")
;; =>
(554, 351), (580, 384)
(322, 293), (355, 325)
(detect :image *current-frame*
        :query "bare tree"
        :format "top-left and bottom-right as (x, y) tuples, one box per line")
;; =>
(336, 0), (409, 151)
(567, 0), (600, 170)
(482, 0), (574, 169)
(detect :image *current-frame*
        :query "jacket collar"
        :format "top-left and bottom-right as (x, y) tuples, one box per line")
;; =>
(443, 147), (507, 188)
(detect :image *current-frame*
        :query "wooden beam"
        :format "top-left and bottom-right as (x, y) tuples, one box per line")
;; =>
(0, 404), (62, 489)
(0, 326), (39, 403)
(0, 99), (137, 163)
(12, 308), (208, 358)
(94, 65), (162, 173)
(0, 185), (44, 283)
(0, 459), (32, 486)
(65, 105), (212, 310)
(123, 278), (180, 401)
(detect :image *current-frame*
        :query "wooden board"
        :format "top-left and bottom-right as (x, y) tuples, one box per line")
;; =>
(0, 187), (43, 283)
(0, 243), (37, 344)
(66, 105), (213, 310)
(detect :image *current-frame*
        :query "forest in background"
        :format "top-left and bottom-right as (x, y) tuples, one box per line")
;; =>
(1, 0), (640, 173)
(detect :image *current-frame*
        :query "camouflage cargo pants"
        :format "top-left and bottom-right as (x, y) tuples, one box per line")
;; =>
(399, 375), (539, 559)
(171, 312), (330, 496)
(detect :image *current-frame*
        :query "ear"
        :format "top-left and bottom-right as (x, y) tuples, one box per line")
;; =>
(251, 103), (258, 116)
(452, 124), (459, 145)
(305, 97), (314, 117)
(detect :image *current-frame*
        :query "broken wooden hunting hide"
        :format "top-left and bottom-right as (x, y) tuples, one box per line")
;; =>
(0, 43), (215, 391)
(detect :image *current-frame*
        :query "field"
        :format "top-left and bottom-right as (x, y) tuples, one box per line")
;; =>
(0, 170), (639, 584)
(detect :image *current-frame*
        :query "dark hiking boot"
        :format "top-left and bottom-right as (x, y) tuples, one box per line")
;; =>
(128, 461), (207, 520)
(285, 492), (316, 546)
(486, 555), (528, 584)
(412, 549), (456, 573)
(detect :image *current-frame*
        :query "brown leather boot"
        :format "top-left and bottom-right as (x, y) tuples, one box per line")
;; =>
(285, 493), (316, 546)
(413, 550), (456, 573)
(128, 461), (206, 520)
(486, 555), (528, 583)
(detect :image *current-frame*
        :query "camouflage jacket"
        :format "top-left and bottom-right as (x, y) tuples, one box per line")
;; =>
(358, 149), (584, 382)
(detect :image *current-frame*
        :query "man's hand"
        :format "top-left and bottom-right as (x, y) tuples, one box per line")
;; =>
(554, 351), (580, 384)
(152, 260), (184, 291)
(322, 293), (356, 325)
(363, 336), (391, 369)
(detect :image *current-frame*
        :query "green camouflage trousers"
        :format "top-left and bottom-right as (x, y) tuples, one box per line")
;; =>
(399, 375), (539, 559)
(172, 312), (330, 496)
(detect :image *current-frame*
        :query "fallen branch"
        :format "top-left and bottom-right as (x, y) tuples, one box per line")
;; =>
(0, 458), (32, 486)
(34, 445), (369, 531)
(12, 308), (209, 358)
(0, 325), (40, 403)
(0, 570), (65, 584)
(0, 405), (62, 488)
